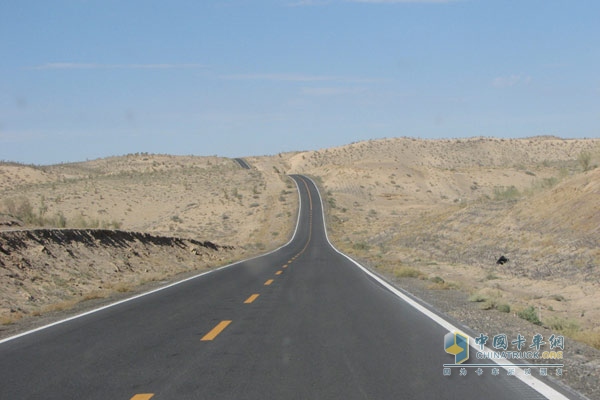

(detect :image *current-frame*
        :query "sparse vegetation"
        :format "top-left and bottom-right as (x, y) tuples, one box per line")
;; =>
(493, 185), (521, 201)
(394, 266), (423, 278)
(352, 242), (370, 251)
(2, 139), (600, 394)
(517, 306), (542, 326)
(496, 303), (511, 313)
(574, 331), (600, 350)
(545, 316), (580, 336)
(578, 151), (592, 171)
(0, 154), (297, 333)
(427, 276), (457, 290)
(479, 298), (497, 310)
(485, 272), (499, 280)
(0, 229), (235, 327)
(549, 294), (566, 302)
(328, 197), (337, 209)
(152, 138), (600, 397)
(2, 197), (121, 229)
(292, 137), (600, 359)
(469, 293), (488, 303)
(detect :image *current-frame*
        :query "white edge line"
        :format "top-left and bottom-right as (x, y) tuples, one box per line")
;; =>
(303, 175), (570, 400)
(0, 176), (303, 346)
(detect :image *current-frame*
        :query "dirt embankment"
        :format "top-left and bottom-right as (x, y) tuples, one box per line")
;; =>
(0, 229), (234, 331)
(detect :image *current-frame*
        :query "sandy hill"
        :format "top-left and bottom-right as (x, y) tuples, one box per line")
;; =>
(287, 136), (600, 349)
(288, 136), (596, 206)
(0, 153), (296, 330)
(1, 154), (295, 248)
(2, 137), (600, 397)
(2, 138), (599, 337)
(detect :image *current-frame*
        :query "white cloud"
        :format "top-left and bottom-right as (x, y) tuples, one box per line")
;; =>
(27, 63), (206, 70)
(492, 74), (532, 88)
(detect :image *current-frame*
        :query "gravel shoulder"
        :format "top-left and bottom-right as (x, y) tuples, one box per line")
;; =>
(374, 267), (600, 400)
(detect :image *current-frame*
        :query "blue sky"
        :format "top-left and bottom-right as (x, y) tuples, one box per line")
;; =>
(1, 0), (598, 164)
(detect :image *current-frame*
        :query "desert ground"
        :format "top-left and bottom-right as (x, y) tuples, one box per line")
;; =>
(1, 136), (599, 397)
(287, 137), (600, 339)
(1, 154), (296, 326)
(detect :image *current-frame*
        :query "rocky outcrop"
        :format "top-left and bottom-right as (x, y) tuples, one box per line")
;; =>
(0, 229), (230, 256)
(0, 229), (234, 325)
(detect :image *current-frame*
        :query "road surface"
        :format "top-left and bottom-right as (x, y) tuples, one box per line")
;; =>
(233, 158), (251, 169)
(0, 175), (574, 399)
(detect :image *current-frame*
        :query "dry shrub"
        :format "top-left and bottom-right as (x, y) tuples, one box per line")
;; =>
(394, 266), (423, 278)
(573, 331), (600, 350)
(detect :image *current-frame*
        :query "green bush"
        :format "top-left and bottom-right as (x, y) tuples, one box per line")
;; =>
(545, 316), (580, 335)
(480, 299), (497, 310)
(493, 186), (521, 201)
(497, 304), (511, 313)
(52, 212), (67, 228)
(549, 294), (565, 302)
(352, 242), (370, 251)
(469, 293), (488, 303)
(578, 151), (592, 171)
(518, 306), (542, 326)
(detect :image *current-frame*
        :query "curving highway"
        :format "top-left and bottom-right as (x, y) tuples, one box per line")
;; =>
(233, 158), (251, 169)
(0, 175), (575, 399)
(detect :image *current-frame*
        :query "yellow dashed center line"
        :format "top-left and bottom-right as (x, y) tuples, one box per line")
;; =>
(130, 395), (154, 400)
(134, 177), (317, 398)
(244, 294), (260, 304)
(201, 320), (232, 341)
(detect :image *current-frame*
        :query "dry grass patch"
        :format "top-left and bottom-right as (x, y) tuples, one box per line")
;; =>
(0, 312), (24, 326)
(394, 266), (424, 279)
(573, 331), (600, 350)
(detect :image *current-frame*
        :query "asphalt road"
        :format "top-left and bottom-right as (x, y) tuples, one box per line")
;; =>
(233, 158), (251, 169)
(0, 175), (574, 399)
